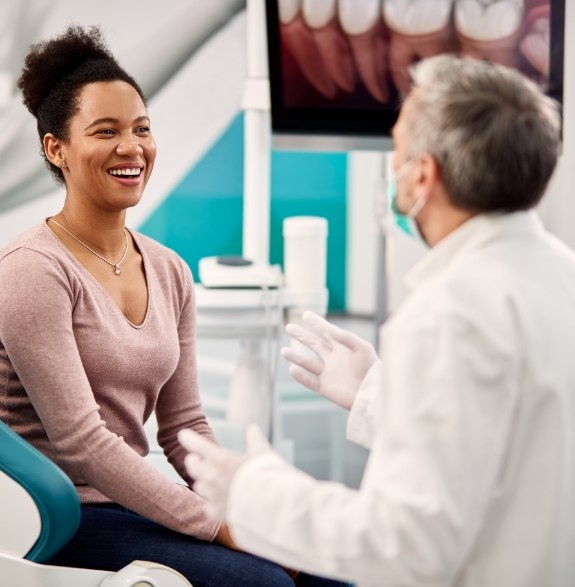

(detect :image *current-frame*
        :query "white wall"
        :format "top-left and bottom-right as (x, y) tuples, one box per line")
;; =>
(345, 152), (382, 316)
(537, 0), (575, 248)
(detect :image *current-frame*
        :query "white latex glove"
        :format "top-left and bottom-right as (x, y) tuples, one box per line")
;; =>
(281, 311), (379, 410)
(178, 424), (271, 520)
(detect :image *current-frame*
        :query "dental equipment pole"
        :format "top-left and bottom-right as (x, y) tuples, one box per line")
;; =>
(226, 0), (282, 445)
(242, 0), (271, 265)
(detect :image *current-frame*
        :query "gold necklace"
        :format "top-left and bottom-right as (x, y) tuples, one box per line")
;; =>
(49, 218), (129, 276)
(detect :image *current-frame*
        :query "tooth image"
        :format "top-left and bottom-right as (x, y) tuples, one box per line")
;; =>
(279, 0), (338, 100)
(384, 0), (455, 35)
(279, 0), (301, 22)
(384, 0), (456, 97)
(302, 0), (356, 93)
(339, 0), (389, 103)
(454, 0), (525, 68)
(455, 0), (525, 40)
(519, 4), (550, 79)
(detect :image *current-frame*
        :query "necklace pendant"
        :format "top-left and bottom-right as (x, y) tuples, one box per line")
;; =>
(114, 264), (121, 275)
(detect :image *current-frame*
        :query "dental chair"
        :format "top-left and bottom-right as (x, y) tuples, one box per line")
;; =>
(0, 419), (192, 587)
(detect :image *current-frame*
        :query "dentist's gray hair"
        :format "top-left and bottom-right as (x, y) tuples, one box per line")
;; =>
(404, 55), (561, 212)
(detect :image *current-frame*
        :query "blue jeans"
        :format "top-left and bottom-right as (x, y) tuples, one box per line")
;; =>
(47, 504), (351, 587)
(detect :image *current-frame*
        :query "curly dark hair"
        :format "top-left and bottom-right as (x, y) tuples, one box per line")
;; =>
(17, 25), (146, 185)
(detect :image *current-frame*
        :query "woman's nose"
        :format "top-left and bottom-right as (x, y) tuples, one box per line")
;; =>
(116, 136), (143, 156)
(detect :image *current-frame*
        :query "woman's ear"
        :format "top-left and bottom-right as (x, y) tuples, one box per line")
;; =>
(43, 133), (66, 169)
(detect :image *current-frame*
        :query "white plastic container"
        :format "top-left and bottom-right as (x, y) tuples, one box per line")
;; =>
(283, 217), (329, 351)
(283, 216), (328, 290)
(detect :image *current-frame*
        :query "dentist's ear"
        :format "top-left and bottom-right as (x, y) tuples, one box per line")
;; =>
(413, 152), (441, 201)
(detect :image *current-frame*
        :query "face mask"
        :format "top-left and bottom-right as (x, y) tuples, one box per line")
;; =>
(386, 159), (427, 244)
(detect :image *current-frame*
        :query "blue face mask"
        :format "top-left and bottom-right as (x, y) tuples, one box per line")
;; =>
(386, 159), (427, 243)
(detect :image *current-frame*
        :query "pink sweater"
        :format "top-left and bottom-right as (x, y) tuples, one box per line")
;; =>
(0, 221), (220, 541)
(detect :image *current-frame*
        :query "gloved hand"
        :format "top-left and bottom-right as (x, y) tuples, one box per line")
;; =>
(178, 424), (271, 520)
(281, 311), (379, 410)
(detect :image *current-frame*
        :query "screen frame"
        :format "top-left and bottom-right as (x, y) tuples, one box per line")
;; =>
(266, 0), (565, 148)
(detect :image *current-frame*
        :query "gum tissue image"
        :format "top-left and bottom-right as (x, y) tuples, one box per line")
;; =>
(278, 0), (550, 105)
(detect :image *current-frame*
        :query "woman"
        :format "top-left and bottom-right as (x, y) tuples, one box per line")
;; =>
(0, 25), (347, 587)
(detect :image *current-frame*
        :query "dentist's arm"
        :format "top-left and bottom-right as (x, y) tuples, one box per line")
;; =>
(280, 311), (379, 410)
(180, 427), (300, 578)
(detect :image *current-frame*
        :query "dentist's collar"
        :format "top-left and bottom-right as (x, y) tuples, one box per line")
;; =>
(404, 210), (543, 291)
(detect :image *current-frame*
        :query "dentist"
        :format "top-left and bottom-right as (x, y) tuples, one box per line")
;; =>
(180, 55), (575, 587)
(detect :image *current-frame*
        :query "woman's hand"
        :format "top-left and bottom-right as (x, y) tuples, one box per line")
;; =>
(215, 523), (300, 580)
(214, 522), (241, 551)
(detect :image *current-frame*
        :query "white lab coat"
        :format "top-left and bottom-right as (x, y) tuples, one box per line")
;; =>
(227, 211), (575, 587)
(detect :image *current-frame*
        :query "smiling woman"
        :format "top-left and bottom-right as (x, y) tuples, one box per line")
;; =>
(0, 24), (348, 587)
(44, 79), (155, 226)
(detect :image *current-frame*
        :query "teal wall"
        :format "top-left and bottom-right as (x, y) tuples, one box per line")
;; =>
(140, 114), (348, 310)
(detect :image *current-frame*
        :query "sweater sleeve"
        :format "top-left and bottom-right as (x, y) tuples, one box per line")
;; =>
(0, 248), (220, 541)
(154, 260), (217, 485)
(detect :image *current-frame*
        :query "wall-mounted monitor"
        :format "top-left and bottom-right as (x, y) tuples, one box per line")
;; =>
(266, 0), (564, 151)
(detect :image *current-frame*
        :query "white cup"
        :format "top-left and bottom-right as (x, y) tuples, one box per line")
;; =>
(283, 216), (328, 290)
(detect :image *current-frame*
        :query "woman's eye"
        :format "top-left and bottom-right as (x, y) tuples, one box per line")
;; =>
(97, 129), (115, 136)
(136, 126), (151, 135)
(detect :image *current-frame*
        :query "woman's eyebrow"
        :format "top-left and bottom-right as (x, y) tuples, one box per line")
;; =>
(84, 115), (150, 130)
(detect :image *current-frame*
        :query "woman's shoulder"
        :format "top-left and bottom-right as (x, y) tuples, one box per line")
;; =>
(130, 230), (177, 258)
(130, 230), (193, 285)
(0, 221), (79, 300)
(0, 221), (62, 264)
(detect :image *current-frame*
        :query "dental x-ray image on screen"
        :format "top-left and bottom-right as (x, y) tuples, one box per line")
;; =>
(266, 0), (564, 147)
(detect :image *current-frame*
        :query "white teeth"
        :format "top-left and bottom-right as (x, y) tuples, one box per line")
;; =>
(109, 168), (141, 176)
(302, 0), (337, 29)
(338, 0), (381, 35)
(384, 0), (454, 35)
(279, 0), (302, 24)
(455, 0), (524, 41)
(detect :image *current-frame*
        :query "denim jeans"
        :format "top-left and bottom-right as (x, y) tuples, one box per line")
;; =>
(47, 504), (351, 587)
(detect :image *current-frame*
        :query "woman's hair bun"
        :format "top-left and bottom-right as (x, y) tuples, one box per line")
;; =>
(18, 25), (118, 117)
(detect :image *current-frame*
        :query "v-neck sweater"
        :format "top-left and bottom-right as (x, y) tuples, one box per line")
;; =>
(0, 221), (220, 541)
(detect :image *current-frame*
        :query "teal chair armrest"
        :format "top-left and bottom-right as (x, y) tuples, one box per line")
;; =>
(0, 420), (80, 562)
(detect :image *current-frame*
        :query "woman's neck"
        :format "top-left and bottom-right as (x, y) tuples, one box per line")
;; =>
(52, 205), (128, 258)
